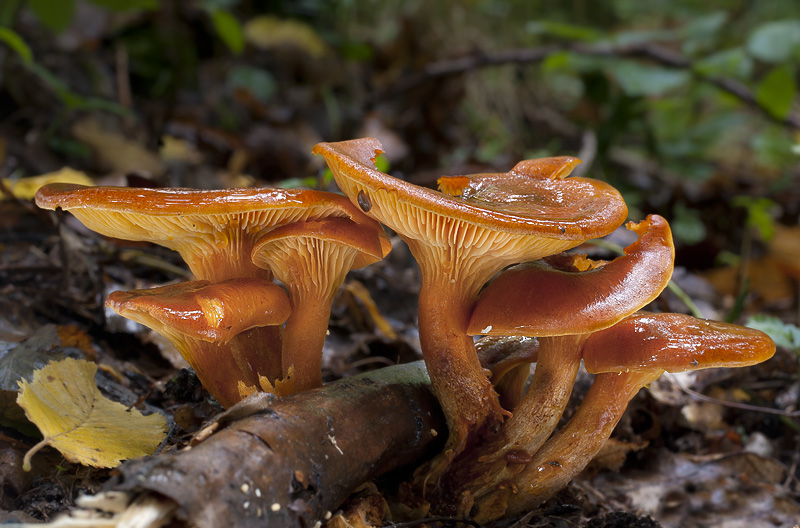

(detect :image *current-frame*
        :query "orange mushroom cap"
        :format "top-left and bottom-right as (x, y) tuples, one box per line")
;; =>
(106, 278), (291, 344)
(35, 184), (375, 282)
(313, 137), (628, 245)
(468, 215), (674, 337)
(250, 216), (391, 392)
(106, 278), (291, 406)
(582, 312), (776, 374)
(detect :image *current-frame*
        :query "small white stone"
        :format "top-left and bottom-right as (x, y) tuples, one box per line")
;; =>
(240, 483), (250, 494)
(271, 503), (281, 512)
(243, 501), (250, 509)
(255, 488), (262, 498)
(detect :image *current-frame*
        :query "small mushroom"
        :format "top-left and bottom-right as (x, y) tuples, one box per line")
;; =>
(473, 313), (775, 521)
(35, 183), (375, 385)
(251, 216), (391, 392)
(313, 137), (628, 458)
(106, 278), (291, 407)
(469, 215), (674, 443)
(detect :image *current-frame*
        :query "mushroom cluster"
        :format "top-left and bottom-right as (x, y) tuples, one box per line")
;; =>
(313, 138), (776, 521)
(35, 184), (390, 406)
(35, 137), (775, 523)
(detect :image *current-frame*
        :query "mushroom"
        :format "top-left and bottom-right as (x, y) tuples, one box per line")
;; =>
(106, 278), (291, 407)
(428, 215), (674, 511)
(312, 137), (628, 458)
(251, 216), (391, 392)
(470, 215), (673, 441)
(35, 183), (377, 386)
(471, 313), (775, 521)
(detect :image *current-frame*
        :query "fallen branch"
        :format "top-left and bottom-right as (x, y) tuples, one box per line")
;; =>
(33, 362), (444, 528)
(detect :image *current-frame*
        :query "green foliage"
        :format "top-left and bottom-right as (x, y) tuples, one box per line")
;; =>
(24, 0), (156, 33)
(0, 26), (32, 62)
(732, 196), (778, 241)
(26, 0), (74, 33)
(209, 9), (245, 54)
(608, 61), (691, 97)
(228, 66), (276, 103)
(747, 19), (800, 63)
(756, 65), (797, 120)
(745, 314), (800, 353)
(87, 0), (157, 11)
(671, 202), (707, 245)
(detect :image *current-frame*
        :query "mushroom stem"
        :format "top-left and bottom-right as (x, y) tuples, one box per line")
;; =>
(228, 327), (284, 386)
(416, 268), (508, 457)
(474, 370), (660, 522)
(505, 335), (584, 454)
(281, 291), (334, 392)
(436, 335), (583, 510)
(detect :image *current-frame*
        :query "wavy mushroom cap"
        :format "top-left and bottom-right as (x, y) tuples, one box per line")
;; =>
(35, 184), (374, 281)
(106, 278), (291, 344)
(312, 138), (628, 264)
(468, 215), (674, 337)
(583, 312), (776, 374)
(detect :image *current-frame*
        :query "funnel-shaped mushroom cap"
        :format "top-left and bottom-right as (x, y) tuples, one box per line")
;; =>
(583, 312), (776, 374)
(251, 216), (391, 279)
(313, 138), (628, 262)
(106, 278), (291, 344)
(250, 216), (391, 392)
(35, 184), (373, 282)
(468, 215), (674, 337)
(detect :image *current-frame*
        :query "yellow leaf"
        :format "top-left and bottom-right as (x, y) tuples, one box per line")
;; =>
(243, 16), (328, 57)
(17, 358), (166, 470)
(2, 168), (93, 200)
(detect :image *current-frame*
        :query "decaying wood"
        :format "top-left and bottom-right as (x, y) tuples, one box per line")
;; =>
(38, 362), (444, 528)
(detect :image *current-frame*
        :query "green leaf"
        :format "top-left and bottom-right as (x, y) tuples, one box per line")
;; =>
(755, 65), (796, 120)
(747, 20), (800, 63)
(227, 66), (276, 103)
(27, 0), (75, 33)
(752, 125), (798, 167)
(374, 153), (390, 173)
(608, 61), (690, 97)
(86, 0), (158, 11)
(0, 27), (32, 63)
(694, 48), (753, 79)
(670, 202), (706, 245)
(210, 9), (244, 54)
(745, 314), (800, 353)
(525, 20), (603, 42)
(732, 195), (778, 241)
(681, 11), (728, 55)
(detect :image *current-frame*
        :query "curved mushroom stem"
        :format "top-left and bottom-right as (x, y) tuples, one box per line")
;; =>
(434, 335), (583, 512)
(473, 369), (660, 523)
(412, 269), (510, 495)
(504, 335), (585, 454)
(167, 333), (258, 408)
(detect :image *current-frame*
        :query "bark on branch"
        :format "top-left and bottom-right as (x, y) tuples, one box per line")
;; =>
(51, 362), (444, 528)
